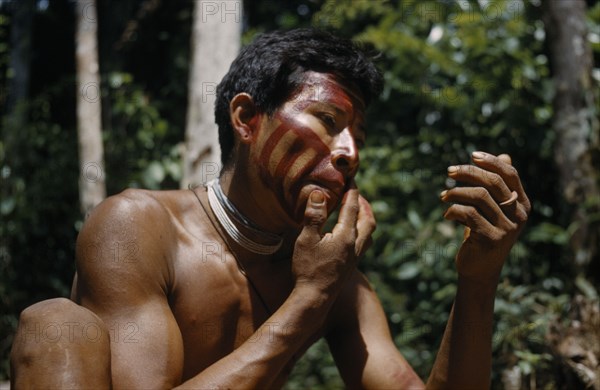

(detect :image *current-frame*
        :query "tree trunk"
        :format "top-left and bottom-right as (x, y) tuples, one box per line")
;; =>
(75, 0), (106, 217)
(181, 0), (242, 188)
(543, 0), (600, 273)
(543, 2), (600, 387)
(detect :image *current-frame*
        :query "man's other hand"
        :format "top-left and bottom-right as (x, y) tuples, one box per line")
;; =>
(441, 151), (531, 282)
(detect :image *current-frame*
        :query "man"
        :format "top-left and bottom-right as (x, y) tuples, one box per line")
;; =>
(11, 28), (530, 389)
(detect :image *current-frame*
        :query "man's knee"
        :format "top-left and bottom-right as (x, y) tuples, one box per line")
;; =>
(11, 298), (111, 388)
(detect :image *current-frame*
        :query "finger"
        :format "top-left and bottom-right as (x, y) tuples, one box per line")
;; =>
(299, 190), (328, 245)
(441, 187), (512, 226)
(355, 195), (376, 256)
(443, 204), (501, 241)
(332, 186), (359, 236)
(499, 191), (518, 206)
(498, 154), (512, 165)
(447, 164), (513, 204)
(471, 151), (530, 210)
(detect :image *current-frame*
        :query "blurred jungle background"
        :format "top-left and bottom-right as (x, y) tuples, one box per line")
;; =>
(1, 0), (599, 388)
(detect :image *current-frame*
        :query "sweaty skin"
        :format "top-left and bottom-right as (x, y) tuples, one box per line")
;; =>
(10, 72), (530, 389)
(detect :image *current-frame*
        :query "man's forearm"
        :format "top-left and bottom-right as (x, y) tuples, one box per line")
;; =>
(175, 286), (332, 389)
(426, 276), (498, 389)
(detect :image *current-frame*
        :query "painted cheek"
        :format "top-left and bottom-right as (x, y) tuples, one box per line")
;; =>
(252, 123), (297, 212)
(282, 148), (318, 197)
(254, 115), (332, 217)
(255, 122), (284, 166)
(260, 114), (330, 177)
(281, 146), (319, 207)
(268, 131), (297, 177)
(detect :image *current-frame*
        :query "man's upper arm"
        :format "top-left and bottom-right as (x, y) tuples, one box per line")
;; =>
(74, 190), (184, 388)
(326, 271), (424, 390)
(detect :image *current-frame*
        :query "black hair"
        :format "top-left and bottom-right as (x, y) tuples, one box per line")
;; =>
(214, 28), (383, 166)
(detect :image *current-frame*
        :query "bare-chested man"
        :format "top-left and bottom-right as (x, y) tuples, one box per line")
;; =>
(10, 28), (530, 389)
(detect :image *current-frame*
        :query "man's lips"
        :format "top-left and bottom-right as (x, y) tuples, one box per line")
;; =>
(292, 175), (347, 222)
(305, 177), (345, 201)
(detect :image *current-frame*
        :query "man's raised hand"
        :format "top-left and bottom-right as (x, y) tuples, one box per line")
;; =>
(441, 151), (531, 282)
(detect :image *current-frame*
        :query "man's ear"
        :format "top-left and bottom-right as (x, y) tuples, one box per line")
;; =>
(230, 93), (259, 144)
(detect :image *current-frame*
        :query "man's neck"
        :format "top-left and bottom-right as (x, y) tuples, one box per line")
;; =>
(219, 168), (298, 233)
(216, 169), (300, 262)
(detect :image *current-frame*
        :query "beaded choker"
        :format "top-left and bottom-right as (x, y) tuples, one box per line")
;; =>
(206, 180), (283, 255)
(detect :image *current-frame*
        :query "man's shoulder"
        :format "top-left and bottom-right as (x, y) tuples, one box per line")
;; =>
(88, 188), (193, 224)
(74, 188), (199, 289)
(100, 187), (187, 209)
(76, 188), (200, 254)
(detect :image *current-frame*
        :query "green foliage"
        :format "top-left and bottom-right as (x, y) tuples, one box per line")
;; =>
(0, 11), (9, 107)
(104, 71), (182, 191)
(0, 0), (191, 380)
(284, 0), (599, 388)
(284, 339), (345, 390)
(1, 86), (80, 379)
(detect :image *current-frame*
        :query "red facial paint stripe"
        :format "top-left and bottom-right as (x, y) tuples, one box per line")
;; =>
(255, 123), (298, 214)
(274, 112), (331, 154)
(283, 151), (320, 208)
(274, 137), (312, 185)
(268, 131), (298, 177)
(257, 123), (292, 170)
(253, 118), (280, 161)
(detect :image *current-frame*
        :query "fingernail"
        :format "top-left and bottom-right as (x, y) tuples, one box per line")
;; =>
(447, 166), (458, 174)
(310, 190), (325, 205)
(440, 190), (448, 198)
(472, 151), (486, 160)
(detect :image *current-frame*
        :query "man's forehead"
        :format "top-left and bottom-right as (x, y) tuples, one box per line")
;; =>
(291, 71), (366, 111)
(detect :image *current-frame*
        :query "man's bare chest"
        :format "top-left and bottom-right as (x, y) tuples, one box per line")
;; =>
(168, 246), (302, 378)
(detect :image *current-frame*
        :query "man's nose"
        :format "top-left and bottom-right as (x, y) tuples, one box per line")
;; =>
(330, 128), (359, 176)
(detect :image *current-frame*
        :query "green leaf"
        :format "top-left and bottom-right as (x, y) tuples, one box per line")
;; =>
(575, 275), (598, 299)
(396, 262), (421, 280)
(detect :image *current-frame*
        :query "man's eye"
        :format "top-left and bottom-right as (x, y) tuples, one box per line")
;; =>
(319, 113), (336, 128)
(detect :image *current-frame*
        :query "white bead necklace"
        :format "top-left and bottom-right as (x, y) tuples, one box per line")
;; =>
(206, 180), (283, 255)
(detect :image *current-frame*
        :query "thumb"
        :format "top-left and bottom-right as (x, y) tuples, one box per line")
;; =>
(299, 190), (328, 243)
